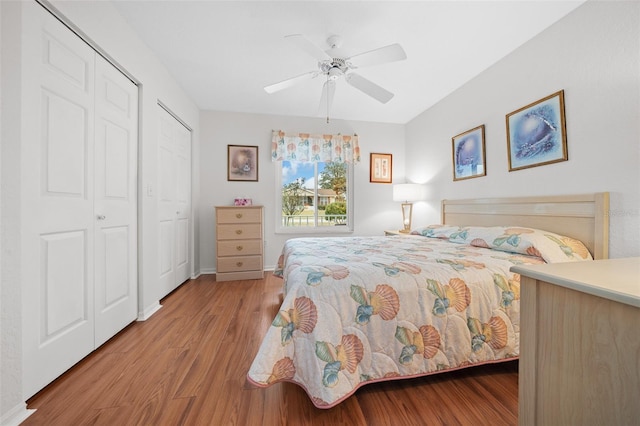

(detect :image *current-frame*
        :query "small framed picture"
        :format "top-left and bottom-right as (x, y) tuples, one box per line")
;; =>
(370, 153), (392, 183)
(452, 125), (486, 181)
(228, 145), (258, 181)
(506, 90), (567, 171)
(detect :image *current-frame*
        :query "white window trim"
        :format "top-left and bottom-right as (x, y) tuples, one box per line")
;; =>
(275, 162), (354, 234)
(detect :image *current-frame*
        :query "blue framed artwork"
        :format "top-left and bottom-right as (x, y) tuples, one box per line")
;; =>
(452, 125), (486, 181)
(506, 90), (567, 171)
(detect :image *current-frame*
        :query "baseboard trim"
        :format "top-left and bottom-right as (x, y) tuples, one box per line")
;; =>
(137, 301), (162, 321)
(1, 403), (35, 426)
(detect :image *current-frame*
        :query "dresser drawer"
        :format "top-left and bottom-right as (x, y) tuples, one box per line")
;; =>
(217, 223), (262, 240)
(217, 239), (262, 257)
(217, 255), (262, 273)
(216, 208), (262, 224)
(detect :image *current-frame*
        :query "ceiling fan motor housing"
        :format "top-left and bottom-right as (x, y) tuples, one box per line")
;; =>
(319, 57), (348, 80)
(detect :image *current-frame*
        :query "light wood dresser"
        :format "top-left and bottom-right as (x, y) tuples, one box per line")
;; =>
(511, 257), (640, 426)
(215, 206), (264, 281)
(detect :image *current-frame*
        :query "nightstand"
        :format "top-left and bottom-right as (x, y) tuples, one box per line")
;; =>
(511, 258), (640, 425)
(384, 230), (410, 236)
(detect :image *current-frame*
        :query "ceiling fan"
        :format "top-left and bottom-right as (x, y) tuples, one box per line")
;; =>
(264, 34), (407, 118)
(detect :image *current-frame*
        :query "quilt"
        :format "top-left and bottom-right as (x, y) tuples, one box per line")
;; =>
(247, 228), (591, 408)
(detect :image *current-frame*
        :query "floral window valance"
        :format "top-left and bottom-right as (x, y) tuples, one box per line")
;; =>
(271, 130), (360, 164)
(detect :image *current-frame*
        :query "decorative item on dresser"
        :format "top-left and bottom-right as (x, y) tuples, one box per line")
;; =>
(215, 206), (264, 281)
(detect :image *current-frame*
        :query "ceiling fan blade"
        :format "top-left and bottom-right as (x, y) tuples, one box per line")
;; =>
(345, 73), (394, 104)
(264, 70), (318, 94)
(347, 43), (407, 68)
(285, 34), (332, 62)
(318, 80), (336, 117)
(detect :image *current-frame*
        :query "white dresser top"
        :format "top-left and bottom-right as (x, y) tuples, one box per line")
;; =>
(511, 257), (640, 308)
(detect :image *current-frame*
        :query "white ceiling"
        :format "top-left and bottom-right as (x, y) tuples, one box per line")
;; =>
(111, 0), (585, 124)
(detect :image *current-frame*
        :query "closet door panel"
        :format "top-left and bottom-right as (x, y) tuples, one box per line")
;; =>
(157, 106), (191, 296)
(94, 55), (138, 348)
(158, 114), (176, 296)
(22, 2), (96, 399)
(42, 92), (87, 196)
(174, 121), (191, 283)
(41, 231), (88, 338)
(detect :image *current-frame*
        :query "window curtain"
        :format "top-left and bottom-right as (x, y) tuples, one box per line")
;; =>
(271, 130), (360, 164)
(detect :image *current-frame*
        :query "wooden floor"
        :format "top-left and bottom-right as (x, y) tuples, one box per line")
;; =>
(24, 273), (519, 425)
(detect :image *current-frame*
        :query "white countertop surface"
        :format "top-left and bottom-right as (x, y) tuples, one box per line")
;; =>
(511, 257), (640, 308)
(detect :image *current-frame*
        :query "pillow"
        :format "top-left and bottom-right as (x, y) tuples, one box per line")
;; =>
(461, 226), (592, 263)
(411, 225), (466, 241)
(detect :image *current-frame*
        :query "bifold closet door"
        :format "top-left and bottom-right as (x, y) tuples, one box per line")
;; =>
(158, 106), (192, 298)
(93, 51), (138, 348)
(21, 2), (138, 398)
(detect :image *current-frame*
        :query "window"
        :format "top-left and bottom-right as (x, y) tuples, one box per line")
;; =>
(276, 160), (354, 233)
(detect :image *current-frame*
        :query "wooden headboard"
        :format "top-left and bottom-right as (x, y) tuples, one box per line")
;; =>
(442, 193), (609, 260)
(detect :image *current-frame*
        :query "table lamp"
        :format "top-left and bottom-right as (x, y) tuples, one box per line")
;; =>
(392, 183), (424, 233)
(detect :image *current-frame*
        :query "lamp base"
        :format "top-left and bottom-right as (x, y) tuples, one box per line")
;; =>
(399, 229), (410, 234)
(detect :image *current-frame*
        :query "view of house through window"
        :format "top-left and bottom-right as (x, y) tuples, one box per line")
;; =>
(280, 160), (349, 228)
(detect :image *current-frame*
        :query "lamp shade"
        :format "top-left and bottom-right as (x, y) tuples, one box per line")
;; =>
(392, 183), (424, 202)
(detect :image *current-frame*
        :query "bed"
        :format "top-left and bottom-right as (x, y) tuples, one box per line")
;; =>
(247, 193), (609, 408)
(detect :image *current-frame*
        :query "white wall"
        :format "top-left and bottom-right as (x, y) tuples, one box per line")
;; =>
(405, 0), (640, 258)
(0, 0), (199, 420)
(199, 111), (405, 270)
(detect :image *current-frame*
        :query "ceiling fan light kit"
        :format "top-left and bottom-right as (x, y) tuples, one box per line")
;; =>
(264, 34), (406, 122)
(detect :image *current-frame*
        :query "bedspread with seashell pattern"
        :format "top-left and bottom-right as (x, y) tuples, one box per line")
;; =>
(247, 235), (545, 408)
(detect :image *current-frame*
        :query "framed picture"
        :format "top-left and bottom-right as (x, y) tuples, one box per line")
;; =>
(506, 90), (567, 171)
(370, 153), (393, 183)
(452, 125), (486, 181)
(227, 145), (258, 181)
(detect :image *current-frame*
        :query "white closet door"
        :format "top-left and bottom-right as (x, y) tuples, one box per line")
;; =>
(158, 106), (191, 297)
(22, 3), (96, 398)
(93, 55), (138, 347)
(21, 2), (139, 398)
(174, 120), (191, 284)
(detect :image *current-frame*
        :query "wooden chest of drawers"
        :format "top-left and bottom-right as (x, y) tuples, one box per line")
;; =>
(215, 206), (264, 281)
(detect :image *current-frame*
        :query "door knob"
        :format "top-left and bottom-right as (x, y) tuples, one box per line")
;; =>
(96, 215), (106, 220)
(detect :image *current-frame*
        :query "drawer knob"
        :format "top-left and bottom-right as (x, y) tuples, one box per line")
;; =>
(236, 261), (243, 267)
(236, 229), (243, 235)
(236, 245), (243, 251)
(236, 213), (243, 219)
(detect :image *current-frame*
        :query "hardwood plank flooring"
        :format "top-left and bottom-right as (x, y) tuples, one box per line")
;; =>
(23, 273), (518, 425)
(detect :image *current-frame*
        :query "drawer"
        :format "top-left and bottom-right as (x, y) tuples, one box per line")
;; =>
(217, 255), (262, 273)
(217, 223), (262, 240)
(216, 208), (262, 224)
(217, 239), (262, 257)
